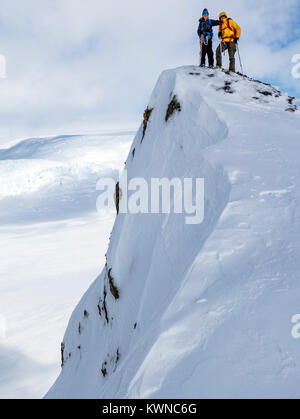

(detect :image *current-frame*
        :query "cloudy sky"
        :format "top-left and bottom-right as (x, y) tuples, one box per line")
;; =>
(0, 0), (299, 144)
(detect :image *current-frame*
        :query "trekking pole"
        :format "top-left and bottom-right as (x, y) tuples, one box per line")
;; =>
(220, 40), (224, 69)
(199, 45), (201, 66)
(199, 35), (203, 66)
(237, 44), (244, 75)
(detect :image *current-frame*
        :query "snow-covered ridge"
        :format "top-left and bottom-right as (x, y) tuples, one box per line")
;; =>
(46, 66), (300, 399)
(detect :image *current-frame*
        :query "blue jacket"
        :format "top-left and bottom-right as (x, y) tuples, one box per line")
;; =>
(197, 18), (220, 42)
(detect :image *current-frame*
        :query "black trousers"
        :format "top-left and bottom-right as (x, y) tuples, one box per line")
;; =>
(201, 39), (214, 67)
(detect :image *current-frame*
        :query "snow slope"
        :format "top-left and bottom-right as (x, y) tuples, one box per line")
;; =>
(0, 132), (133, 398)
(0, 133), (132, 224)
(46, 66), (300, 399)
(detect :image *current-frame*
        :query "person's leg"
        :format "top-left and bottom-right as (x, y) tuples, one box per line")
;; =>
(200, 44), (206, 66)
(228, 43), (237, 72)
(216, 43), (222, 68)
(207, 40), (214, 67)
(201, 44), (208, 66)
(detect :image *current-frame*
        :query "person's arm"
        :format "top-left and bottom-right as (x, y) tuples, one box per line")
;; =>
(232, 20), (241, 40)
(211, 19), (220, 27)
(218, 28), (223, 40)
(197, 20), (203, 38)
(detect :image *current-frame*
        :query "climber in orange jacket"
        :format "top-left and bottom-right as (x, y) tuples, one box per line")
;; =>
(216, 12), (241, 72)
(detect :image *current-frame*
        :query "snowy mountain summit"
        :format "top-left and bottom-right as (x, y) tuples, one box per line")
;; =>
(46, 66), (300, 399)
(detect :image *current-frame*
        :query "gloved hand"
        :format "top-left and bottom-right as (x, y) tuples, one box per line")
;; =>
(234, 38), (239, 44)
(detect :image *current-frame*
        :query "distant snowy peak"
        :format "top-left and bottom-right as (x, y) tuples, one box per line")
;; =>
(46, 66), (300, 399)
(0, 133), (132, 224)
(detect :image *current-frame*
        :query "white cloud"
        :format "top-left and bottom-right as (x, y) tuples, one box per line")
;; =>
(0, 0), (299, 143)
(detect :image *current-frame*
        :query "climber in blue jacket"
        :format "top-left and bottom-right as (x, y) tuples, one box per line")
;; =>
(197, 8), (220, 68)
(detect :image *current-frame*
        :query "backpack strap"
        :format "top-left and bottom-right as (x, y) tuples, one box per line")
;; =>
(201, 19), (213, 43)
(219, 17), (236, 46)
(201, 19), (213, 32)
(227, 18), (237, 38)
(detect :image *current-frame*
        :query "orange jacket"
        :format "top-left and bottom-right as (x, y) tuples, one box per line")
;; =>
(219, 18), (241, 43)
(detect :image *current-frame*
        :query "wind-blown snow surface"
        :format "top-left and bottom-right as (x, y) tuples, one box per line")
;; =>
(47, 66), (300, 399)
(0, 132), (133, 398)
